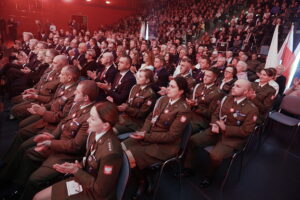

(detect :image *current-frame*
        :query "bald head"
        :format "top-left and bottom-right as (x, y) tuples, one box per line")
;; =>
(231, 79), (252, 97)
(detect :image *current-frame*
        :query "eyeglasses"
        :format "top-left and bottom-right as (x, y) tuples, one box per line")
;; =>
(225, 70), (233, 74)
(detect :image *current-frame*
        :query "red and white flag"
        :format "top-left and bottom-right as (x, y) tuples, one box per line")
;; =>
(278, 24), (295, 81)
(286, 42), (300, 89)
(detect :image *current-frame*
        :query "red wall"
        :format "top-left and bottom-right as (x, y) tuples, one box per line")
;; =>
(0, 0), (137, 38)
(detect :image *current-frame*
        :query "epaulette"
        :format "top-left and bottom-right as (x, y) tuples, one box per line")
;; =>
(107, 138), (113, 152)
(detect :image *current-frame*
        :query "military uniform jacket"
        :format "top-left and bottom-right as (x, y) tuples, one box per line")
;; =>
(251, 82), (276, 118)
(50, 102), (94, 157)
(140, 96), (191, 160)
(57, 130), (123, 200)
(119, 84), (156, 126)
(34, 67), (61, 104)
(192, 83), (222, 123)
(211, 95), (259, 149)
(42, 82), (77, 124)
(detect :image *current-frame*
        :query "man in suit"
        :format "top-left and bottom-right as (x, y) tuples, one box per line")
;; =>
(80, 49), (99, 78)
(73, 42), (87, 68)
(87, 52), (117, 101)
(89, 38), (100, 59)
(184, 79), (258, 187)
(96, 40), (109, 62)
(0, 80), (98, 200)
(152, 56), (169, 94)
(61, 37), (71, 55)
(98, 55), (136, 105)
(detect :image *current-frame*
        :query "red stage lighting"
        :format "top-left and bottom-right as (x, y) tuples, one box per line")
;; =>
(86, 0), (92, 2)
(105, 1), (111, 4)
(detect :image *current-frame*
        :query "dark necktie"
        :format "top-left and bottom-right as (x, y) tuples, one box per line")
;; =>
(112, 73), (122, 89)
(99, 67), (108, 81)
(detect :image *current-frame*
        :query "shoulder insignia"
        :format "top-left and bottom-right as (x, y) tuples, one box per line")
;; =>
(107, 139), (113, 151)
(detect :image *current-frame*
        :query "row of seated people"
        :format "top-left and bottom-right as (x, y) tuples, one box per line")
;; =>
(0, 45), (278, 199)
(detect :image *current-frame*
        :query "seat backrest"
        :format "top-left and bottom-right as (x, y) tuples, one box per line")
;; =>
(280, 95), (300, 115)
(116, 151), (130, 200)
(178, 123), (192, 159)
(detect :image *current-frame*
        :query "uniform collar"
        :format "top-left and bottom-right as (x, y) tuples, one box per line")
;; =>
(140, 85), (147, 90)
(169, 97), (181, 105)
(80, 102), (94, 110)
(259, 82), (268, 87)
(120, 70), (129, 77)
(181, 73), (190, 78)
(64, 82), (76, 90)
(234, 97), (246, 104)
(205, 83), (214, 89)
(95, 130), (108, 142)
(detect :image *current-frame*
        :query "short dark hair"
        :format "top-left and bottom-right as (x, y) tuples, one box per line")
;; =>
(121, 55), (132, 66)
(181, 57), (193, 65)
(261, 68), (276, 77)
(173, 76), (189, 97)
(226, 66), (237, 77)
(207, 67), (220, 78)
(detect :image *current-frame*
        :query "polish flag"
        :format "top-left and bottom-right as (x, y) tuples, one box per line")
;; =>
(286, 42), (300, 89)
(279, 24), (295, 81)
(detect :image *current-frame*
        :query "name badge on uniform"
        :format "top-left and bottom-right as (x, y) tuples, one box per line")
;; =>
(151, 115), (158, 124)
